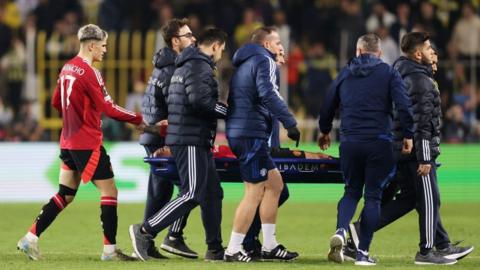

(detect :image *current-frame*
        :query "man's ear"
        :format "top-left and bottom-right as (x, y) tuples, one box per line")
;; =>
(414, 49), (422, 61)
(171, 37), (179, 48)
(212, 41), (220, 52)
(356, 48), (362, 57)
(262, 40), (270, 50)
(87, 41), (94, 52)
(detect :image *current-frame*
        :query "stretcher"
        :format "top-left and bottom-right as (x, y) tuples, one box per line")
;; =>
(144, 156), (344, 184)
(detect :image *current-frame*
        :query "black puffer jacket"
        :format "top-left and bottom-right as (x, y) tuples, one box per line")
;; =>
(166, 46), (227, 147)
(393, 56), (441, 163)
(139, 47), (177, 145)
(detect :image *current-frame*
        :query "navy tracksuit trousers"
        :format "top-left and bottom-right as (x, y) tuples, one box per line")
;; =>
(337, 140), (395, 252)
(143, 145), (189, 238)
(143, 145), (223, 250)
(378, 161), (450, 252)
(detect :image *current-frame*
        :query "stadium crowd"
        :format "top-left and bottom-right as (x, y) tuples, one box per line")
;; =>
(0, 0), (480, 143)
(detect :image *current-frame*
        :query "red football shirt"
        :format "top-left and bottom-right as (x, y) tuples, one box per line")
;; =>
(52, 56), (142, 150)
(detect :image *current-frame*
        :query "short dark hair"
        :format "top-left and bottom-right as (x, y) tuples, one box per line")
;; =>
(162, 18), (190, 48)
(356, 33), (381, 53)
(251, 26), (278, 44)
(400, 32), (430, 54)
(197, 27), (227, 46)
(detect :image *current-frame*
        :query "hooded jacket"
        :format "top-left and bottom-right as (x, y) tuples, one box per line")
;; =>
(139, 47), (177, 145)
(165, 46), (227, 147)
(319, 54), (414, 142)
(393, 56), (441, 163)
(226, 43), (296, 140)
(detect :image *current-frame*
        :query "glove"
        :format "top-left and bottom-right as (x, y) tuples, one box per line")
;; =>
(287, 126), (301, 147)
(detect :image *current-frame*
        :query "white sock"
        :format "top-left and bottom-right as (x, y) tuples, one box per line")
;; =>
(103, 244), (116, 254)
(262, 224), (279, 251)
(226, 231), (245, 254)
(25, 232), (38, 242)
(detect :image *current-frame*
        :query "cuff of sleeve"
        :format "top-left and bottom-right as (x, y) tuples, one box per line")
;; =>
(134, 113), (143, 125)
(215, 103), (228, 117)
(404, 131), (413, 139)
(319, 126), (331, 135)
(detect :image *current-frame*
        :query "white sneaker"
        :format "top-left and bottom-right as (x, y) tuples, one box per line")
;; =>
(328, 234), (345, 263)
(101, 249), (137, 261)
(17, 236), (41, 260)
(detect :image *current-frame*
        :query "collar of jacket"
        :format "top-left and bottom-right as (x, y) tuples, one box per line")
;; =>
(175, 45), (215, 69)
(153, 46), (177, 69)
(393, 56), (432, 77)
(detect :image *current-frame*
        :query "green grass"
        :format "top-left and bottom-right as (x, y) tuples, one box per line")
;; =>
(1, 202), (479, 269)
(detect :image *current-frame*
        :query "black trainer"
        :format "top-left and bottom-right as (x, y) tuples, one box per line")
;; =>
(244, 238), (262, 261)
(261, 244), (299, 261)
(160, 236), (198, 259)
(354, 250), (377, 266)
(436, 244), (474, 260)
(129, 224), (153, 261)
(343, 240), (357, 262)
(414, 251), (457, 265)
(147, 240), (168, 259)
(224, 250), (252, 263)
(205, 247), (225, 262)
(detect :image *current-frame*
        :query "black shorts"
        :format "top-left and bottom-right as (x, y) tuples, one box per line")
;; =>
(60, 146), (114, 182)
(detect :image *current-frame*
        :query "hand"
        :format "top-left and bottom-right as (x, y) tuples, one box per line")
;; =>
(135, 120), (147, 133)
(155, 120), (168, 137)
(153, 146), (171, 157)
(402, 138), (413, 154)
(287, 126), (300, 147)
(417, 163), (432, 176)
(318, 132), (331, 151)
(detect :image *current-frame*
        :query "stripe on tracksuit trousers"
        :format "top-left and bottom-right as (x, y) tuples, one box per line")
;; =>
(142, 145), (224, 250)
(143, 145), (189, 238)
(389, 161), (445, 253)
(375, 161), (451, 250)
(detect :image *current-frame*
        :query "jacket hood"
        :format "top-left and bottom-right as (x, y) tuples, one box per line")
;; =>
(393, 56), (432, 77)
(175, 45), (214, 68)
(232, 43), (275, 67)
(347, 54), (384, 77)
(153, 47), (177, 69)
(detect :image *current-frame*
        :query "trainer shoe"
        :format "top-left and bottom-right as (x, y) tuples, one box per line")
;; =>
(354, 250), (377, 266)
(224, 249), (252, 262)
(131, 240), (168, 259)
(261, 244), (299, 261)
(348, 222), (360, 250)
(328, 233), (345, 263)
(160, 236), (198, 259)
(129, 224), (153, 261)
(101, 249), (137, 261)
(17, 236), (41, 260)
(343, 241), (357, 262)
(436, 244), (474, 260)
(414, 251), (457, 265)
(244, 238), (262, 261)
(205, 247), (225, 262)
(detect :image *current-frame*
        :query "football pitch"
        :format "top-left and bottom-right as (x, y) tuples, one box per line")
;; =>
(0, 202), (479, 269)
(0, 143), (479, 269)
